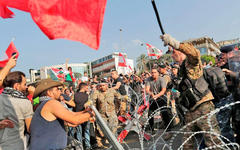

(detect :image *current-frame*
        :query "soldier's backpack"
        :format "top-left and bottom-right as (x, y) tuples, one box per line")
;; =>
(203, 67), (230, 101)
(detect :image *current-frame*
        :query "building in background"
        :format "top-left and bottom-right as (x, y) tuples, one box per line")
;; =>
(29, 69), (41, 82)
(40, 63), (89, 81)
(217, 38), (240, 49)
(29, 52), (134, 82)
(183, 36), (221, 57)
(91, 52), (134, 78)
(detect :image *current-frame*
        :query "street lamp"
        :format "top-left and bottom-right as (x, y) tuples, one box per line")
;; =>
(119, 28), (123, 52)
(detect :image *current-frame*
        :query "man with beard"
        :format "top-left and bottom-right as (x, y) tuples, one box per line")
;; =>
(0, 71), (33, 150)
(29, 79), (95, 150)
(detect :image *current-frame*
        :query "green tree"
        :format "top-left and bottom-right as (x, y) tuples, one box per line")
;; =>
(201, 55), (215, 66)
(157, 54), (173, 64)
(136, 54), (149, 73)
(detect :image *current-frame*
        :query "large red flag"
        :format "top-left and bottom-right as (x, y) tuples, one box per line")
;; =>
(2, 0), (107, 50)
(0, 3), (14, 18)
(0, 41), (19, 67)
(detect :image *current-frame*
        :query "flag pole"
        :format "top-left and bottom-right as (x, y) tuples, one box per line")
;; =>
(151, 0), (165, 35)
(11, 37), (15, 42)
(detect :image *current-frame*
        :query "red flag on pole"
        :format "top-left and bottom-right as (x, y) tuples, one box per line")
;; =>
(118, 53), (127, 67)
(146, 43), (162, 59)
(1, 0), (107, 50)
(0, 41), (19, 68)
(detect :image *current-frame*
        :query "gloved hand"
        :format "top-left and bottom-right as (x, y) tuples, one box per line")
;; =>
(160, 34), (180, 49)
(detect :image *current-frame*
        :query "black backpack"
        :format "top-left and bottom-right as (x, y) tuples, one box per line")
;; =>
(203, 67), (230, 101)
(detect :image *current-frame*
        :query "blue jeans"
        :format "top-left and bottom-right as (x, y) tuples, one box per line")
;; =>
(68, 122), (91, 148)
(80, 121), (91, 148)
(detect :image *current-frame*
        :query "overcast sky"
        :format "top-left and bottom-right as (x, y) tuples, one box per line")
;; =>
(0, 0), (239, 76)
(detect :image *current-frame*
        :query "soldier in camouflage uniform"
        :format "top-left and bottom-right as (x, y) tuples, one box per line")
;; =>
(161, 34), (222, 149)
(89, 80), (121, 148)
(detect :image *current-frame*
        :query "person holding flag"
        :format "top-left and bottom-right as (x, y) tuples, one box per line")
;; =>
(0, 54), (16, 130)
(0, 54), (17, 88)
(0, 41), (19, 91)
(65, 59), (75, 88)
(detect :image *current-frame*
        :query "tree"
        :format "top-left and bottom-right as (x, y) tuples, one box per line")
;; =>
(157, 54), (173, 64)
(136, 54), (149, 73)
(201, 55), (215, 66)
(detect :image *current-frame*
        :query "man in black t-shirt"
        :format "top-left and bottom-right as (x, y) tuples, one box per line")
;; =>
(111, 71), (126, 95)
(73, 83), (91, 150)
(111, 70), (127, 116)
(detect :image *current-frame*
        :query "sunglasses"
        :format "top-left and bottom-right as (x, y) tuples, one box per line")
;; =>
(57, 87), (63, 91)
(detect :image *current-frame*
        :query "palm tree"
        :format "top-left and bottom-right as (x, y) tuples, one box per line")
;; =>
(157, 54), (173, 64)
(136, 54), (149, 73)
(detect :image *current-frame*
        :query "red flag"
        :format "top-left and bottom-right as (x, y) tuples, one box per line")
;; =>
(0, 3), (14, 18)
(118, 53), (127, 67)
(5, 42), (19, 59)
(0, 0), (29, 12)
(29, 0), (107, 50)
(2, 0), (107, 50)
(0, 41), (19, 68)
(146, 43), (162, 59)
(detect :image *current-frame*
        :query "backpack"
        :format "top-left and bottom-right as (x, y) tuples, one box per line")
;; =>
(203, 67), (230, 101)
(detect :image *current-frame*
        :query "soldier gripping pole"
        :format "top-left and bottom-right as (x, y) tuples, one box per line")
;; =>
(90, 105), (125, 150)
(151, 0), (165, 35)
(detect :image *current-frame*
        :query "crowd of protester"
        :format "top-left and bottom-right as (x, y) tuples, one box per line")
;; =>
(1, 34), (240, 150)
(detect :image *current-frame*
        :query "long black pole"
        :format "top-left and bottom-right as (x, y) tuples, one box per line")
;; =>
(151, 0), (165, 35)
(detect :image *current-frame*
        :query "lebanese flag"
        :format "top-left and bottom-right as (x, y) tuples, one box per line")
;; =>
(0, 42), (19, 68)
(0, 3), (14, 18)
(1, 0), (107, 50)
(118, 52), (127, 67)
(146, 43), (162, 59)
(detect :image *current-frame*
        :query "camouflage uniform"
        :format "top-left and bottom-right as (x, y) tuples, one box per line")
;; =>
(90, 88), (121, 146)
(177, 43), (222, 149)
